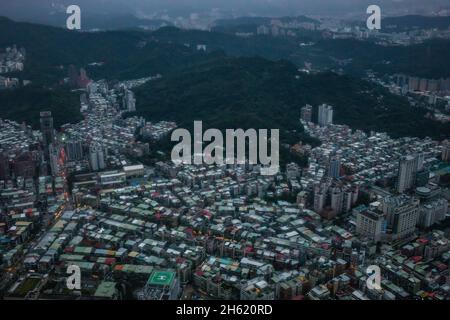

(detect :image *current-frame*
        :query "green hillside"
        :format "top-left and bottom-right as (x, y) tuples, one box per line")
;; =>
(0, 85), (82, 128)
(134, 56), (450, 142)
(0, 17), (223, 84)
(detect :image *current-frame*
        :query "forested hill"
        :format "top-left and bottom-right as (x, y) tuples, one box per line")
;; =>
(2, 16), (450, 84)
(0, 17), (223, 84)
(134, 56), (450, 142)
(0, 17), (449, 140)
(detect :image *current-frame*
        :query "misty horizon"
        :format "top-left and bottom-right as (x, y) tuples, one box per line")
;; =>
(0, 0), (449, 27)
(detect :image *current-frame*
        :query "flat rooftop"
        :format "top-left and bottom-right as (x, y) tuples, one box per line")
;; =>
(147, 271), (175, 286)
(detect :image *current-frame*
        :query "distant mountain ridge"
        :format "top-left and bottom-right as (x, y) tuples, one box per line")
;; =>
(0, 17), (222, 84)
(16, 13), (173, 31)
(2, 16), (450, 83)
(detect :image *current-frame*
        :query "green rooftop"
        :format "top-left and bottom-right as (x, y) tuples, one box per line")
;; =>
(94, 281), (117, 299)
(148, 270), (175, 286)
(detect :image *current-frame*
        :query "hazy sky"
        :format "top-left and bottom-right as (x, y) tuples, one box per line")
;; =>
(0, 0), (449, 22)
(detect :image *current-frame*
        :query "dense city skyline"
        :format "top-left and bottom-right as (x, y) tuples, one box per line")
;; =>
(0, 0), (449, 304)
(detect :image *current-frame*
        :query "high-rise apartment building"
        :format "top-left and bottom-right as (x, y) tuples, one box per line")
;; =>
(40, 111), (54, 148)
(330, 187), (344, 215)
(328, 157), (341, 179)
(40, 111), (54, 161)
(396, 155), (417, 193)
(314, 184), (327, 214)
(419, 198), (448, 229)
(355, 209), (385, 242)
(65, 139), (84, 161)
(89, 143), (105, 171)
(123, 89), (136, 112)
(383, 195), (420, 240)
(318, 104), (333, 127)
(442, 141), (450, 162)
(301, 104), (312, 122)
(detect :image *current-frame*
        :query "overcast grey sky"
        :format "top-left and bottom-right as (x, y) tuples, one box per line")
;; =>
(0, 0), (449, 22)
